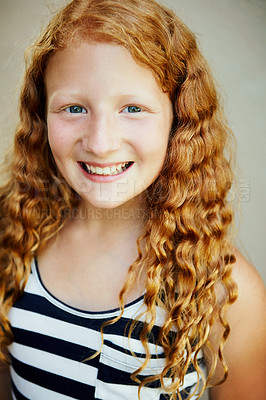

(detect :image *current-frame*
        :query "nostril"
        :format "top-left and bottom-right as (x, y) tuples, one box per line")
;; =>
(81, 130), (120, 155)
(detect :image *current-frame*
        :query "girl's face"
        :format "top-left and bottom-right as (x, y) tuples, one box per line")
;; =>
(45, 42), (173, 209)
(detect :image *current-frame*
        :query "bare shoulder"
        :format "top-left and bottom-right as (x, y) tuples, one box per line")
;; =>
(209, 250), (266, 400)
(232, 250), (265, 299)
(228, 250), (265, 325)
(228, 251), (265, 343)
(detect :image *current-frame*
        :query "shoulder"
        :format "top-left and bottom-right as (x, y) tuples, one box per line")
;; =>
(232, 250), (264, 295)
(228, 250), (265, 341)
(209, 250), (266, 400)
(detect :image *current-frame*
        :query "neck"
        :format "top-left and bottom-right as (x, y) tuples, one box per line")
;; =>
(67, 195), (147, 240)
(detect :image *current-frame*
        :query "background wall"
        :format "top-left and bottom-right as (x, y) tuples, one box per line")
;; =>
(0, 1), (265, 399)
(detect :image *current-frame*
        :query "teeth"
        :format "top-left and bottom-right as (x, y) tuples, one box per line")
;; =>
(103, 167), (110, 174)
(83, 162), (131, 175)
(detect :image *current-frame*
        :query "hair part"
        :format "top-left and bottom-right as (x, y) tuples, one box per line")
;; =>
(0, 1), (237, 398)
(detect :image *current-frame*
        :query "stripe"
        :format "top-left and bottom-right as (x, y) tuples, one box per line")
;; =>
(100, 342), (166, 375)
(103, 339), (165, 359)
(11, 299), (163, 345)
(11, 380), (32, 400)
(10, 342), (97, 387)
(99, 332), (161, 355)
(9, 307), (102, 350)
(10, 358), (95, 400)
(10, 366), (83, 400)
(11, 327), (98, 365)
(95, 379), (162, 400)
(159, 386), (196, 400)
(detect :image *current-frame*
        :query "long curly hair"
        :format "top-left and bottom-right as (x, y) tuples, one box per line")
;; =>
(0, 0), (238, 398)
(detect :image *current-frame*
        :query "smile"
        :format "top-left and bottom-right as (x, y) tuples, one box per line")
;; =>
(79, 161), (134, 176)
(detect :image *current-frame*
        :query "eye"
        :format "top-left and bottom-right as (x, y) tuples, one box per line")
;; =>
(65, 105), (87, 114)
(123, 105), (142, 113)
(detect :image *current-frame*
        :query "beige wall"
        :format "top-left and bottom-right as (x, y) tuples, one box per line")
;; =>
(0, 0), (265, 289)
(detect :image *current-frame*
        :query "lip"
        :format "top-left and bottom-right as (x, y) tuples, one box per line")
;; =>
(77, 161), (134, 182)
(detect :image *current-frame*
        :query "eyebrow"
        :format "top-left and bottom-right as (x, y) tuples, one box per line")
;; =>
(47, 90), (83, 103)
(47, 91), (162, 106)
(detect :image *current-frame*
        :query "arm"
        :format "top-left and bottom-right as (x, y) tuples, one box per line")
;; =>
(0, 363), (12, 400)
(209, 251), (266, 400)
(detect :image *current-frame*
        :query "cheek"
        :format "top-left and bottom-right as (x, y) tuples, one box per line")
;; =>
(132, 122), (170, 162)
(47, 117), (73, 155)
(47, 116), (60, 148)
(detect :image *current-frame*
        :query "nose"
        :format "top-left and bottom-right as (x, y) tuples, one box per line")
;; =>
(81, 112), (121, 156)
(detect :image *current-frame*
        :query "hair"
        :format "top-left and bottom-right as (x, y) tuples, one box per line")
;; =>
(0, 0), (238, 398)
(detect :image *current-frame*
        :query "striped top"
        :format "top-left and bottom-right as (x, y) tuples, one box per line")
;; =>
(8, 259), (205, 400)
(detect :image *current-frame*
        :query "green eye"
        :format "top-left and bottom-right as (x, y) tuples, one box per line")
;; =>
(66, 105), (86, 113)
(125, 105), (142, 113)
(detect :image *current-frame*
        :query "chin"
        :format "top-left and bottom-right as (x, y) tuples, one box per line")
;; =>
(80, 190), (145, 212)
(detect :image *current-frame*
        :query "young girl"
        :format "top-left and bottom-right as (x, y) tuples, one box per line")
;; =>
(0, 0), (265, 399)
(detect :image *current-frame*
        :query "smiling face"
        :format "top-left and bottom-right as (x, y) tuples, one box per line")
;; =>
(45, 42), (173, 209)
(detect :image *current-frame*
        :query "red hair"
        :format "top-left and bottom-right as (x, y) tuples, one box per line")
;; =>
(0, 1), (237, 398)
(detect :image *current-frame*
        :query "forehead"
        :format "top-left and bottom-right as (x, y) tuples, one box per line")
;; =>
(46, 41), (151, 77)
(45, 41), (168, 101)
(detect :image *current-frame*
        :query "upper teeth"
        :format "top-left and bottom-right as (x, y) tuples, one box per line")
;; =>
(85, 162), (130, 175)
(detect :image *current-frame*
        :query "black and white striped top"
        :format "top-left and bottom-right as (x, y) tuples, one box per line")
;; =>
(8, 259), (205, 400)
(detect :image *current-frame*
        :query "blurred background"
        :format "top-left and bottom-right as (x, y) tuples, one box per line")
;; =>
(0, 1), (265, 399)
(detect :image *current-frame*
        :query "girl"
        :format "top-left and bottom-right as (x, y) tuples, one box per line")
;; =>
(0, 0), (265, 399)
